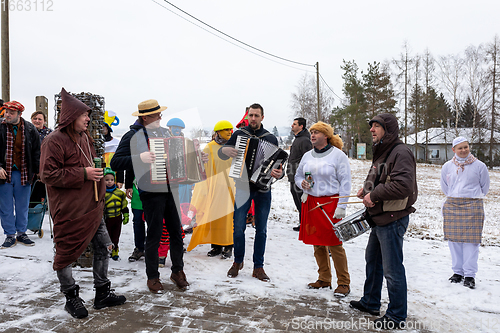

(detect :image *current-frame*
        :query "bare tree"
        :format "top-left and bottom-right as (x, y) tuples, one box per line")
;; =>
(413, 55), (421, 158)
(464, 44), (489, 143)
(393, 41), (413, 143)
(189, 127), (210, 140)
(291, 73), (333, 126)
(437, 53), (464, 134)
(485, 35), (500, 167)
(422, 49), (436, 161)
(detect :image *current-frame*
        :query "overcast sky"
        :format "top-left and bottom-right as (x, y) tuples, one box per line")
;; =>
(4, 0), (499, 136)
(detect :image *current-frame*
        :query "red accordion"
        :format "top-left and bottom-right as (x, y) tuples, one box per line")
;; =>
(149, 137), (206, 185)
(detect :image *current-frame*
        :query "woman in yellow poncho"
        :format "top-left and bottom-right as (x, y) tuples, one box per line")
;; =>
(187, 120), (236, 259)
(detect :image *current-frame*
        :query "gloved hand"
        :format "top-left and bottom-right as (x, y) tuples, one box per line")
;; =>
(333, 207), (346, 219)
(122, 213), (129, 225)
(301, 192), (308, 203)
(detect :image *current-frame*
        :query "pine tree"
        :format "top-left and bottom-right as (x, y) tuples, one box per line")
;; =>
(331, 60), (370, 156)
(362, 61), (397, 119)
(272, 126), (280, 138)
(485, 35), (500, 167)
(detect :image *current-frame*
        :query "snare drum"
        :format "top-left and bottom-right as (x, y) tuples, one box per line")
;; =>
(334, 208), (371, 242)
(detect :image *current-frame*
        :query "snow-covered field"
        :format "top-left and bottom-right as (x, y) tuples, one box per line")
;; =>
(0, 158), (499, 332)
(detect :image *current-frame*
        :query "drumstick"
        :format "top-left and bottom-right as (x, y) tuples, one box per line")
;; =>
(309, 201), (334, 212)
(329, 195), (359, 199)
(316, 202), (336, 229)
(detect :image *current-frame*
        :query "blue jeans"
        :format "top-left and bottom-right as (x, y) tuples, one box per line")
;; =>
(132, 208), (146, 251)
(360, 215), (409, 323)
(0, 171), (31, 236)
(233, 189), (271, 268)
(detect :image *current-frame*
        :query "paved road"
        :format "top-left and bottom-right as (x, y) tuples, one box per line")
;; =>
(0, 268), (431, 333)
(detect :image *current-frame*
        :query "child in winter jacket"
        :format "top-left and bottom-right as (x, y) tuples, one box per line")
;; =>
(103, 168), (129, 260)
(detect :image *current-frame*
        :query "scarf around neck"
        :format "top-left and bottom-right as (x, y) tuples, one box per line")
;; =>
(314, 144), (331, 154)
(106, 184), (117, 193)
(452, 153), (477, 174)
(214, 132), (228, 145)
(3, 118), (28, 185)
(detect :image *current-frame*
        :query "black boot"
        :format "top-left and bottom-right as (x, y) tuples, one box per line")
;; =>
(93, 281), (126, 309)
(221, 246), (233, 259)
(63, 285), (88, 319)
(207, 245), (222, 257)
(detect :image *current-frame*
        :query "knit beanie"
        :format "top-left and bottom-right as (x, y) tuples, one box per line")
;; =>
(103, 167), (116, 178)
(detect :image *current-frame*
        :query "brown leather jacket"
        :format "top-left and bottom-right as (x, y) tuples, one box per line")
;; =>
(362, 114), (418, 226)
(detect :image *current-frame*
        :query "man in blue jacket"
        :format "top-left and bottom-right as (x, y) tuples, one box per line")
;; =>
(219, 103), (283, 282)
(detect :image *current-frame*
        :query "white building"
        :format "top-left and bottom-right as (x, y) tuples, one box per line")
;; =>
(404, 127), (500, 164)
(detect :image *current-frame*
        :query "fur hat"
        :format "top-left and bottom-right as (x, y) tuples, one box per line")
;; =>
(309, 121), (343, 150)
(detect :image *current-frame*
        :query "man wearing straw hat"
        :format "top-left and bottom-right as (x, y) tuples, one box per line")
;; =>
(295, 121), (352, 297)
(350, 113), (417, 330)
(441, 136), (489, 289)
(111, 99), (189, 293)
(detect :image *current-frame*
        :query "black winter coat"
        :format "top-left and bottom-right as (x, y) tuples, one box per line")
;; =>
(218, 124), (281, 192)
(286, 129), (312, 182)
(0, 118), (41, 185)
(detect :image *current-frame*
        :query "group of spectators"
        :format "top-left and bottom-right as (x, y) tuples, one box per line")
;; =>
(0, 99), (52, 250)
(0, 96), (490, 328)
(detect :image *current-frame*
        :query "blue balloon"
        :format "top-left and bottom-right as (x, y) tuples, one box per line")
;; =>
(111, 116), (120, 126)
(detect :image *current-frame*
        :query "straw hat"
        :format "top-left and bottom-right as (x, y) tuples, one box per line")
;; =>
(132, 99), (167, 117)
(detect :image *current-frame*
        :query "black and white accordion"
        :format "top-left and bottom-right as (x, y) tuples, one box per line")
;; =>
(149, 137), (206, 185)
(228, 136), (288, 190)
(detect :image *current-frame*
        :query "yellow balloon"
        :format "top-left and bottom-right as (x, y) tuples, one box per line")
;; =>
(104, 110), (119, 127)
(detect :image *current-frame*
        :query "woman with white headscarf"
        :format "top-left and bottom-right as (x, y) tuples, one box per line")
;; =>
(440, 137), (490, 289)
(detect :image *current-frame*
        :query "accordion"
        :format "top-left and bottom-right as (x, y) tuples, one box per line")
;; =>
(228, 136), (288, 190)
(149, 137), (206, 185)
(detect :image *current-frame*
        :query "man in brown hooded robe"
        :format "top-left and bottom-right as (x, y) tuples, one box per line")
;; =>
(40, 88), (126, 319)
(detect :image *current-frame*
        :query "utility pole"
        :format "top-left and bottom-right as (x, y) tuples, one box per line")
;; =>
(316, 62), (320, 122)
(1, 0), (10, 101)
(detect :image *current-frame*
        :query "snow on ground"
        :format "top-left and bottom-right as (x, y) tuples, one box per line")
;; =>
(0, 158), (499, 332)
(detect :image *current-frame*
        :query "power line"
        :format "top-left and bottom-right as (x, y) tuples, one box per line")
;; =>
(151, 0), (342, 99)
(151, 0), (314, 73)
(319, 72), (343, 101)
(152, 0), (315, 68)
